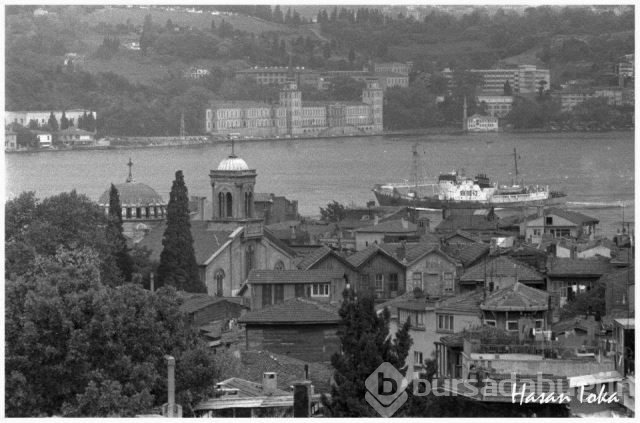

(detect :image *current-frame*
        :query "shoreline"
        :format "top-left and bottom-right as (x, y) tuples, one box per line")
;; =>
(5, 127), (634, 153)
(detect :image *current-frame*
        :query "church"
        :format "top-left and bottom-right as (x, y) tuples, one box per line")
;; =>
(136, 147), (297, 297)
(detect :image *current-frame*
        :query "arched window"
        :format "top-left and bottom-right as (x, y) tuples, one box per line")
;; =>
(274, 260), (285, 271)
(226, 192), (233, 218)
(218, 192), (225, 217)
(214, 269), (225, 297)
(245, 245), (254, 279)
(244, 192), (250, 217)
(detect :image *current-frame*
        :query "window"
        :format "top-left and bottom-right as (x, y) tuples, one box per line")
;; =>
(545, 216), (553, 225)
(375, 274), (384, 291)
(437, 314), (454, 332)
(226, 192), (233, 218)
(398, 309), (424, 329)
(274, 260), (284, 271)
(412, 272), (422, 290)
(485, 320), (497, 327)
(274, 284), (284, 304)
(444, 273), (454, 293)
(312, 283), (330, 297)
(507, 321), (519, 331)
(533, 229), (541, 236)
(214, 270), (225, 297)
(245, 245), (254, 279)
(535, 319), (545, 329)
(389, 273), (399, 292)
(359, 274), (370, 291)
(414, 351), (424, 367)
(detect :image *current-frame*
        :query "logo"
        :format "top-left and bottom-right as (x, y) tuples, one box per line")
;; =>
(365, 362), (409, 417)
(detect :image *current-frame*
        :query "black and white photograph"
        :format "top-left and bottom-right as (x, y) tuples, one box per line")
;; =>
(3, 2), (636, 418)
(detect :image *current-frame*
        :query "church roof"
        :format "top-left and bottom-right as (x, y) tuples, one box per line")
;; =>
(218, 155), (249, 171)
(98, 181), (165, 207)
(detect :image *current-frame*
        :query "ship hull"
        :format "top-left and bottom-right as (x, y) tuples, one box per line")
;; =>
(373, 188), (567, 209)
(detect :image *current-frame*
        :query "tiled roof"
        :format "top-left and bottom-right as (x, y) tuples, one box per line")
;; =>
(481, 282), (549, 311)
(135, 221), (231, 264)
(215, 377), (290, 397)
(238, 350), (334, 394)
(547, 257), (612, 277)
(443, 242), (490, 267)
(444, 230), (482, 243)
(460, 255), (544, 282)
(551, 317), (603, 335)
(378, 242), (458, 266)
(296, 245), (333, 270)
(345, 244), (403, 269)
(599, 267), (634, 286)
(525, 208), (599, 225)
(238, 298), (340, 324)
(354, 219), (417, 233)
(439, 332), (465, 347)
(394, 298), (436, 312)
(178, 292), (247, 314)
(436, 289), (484, 314)
(262, 227), (298, 257)
(247, 269), (345, 285)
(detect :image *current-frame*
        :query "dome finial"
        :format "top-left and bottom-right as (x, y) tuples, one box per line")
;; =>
(230, 139), (236, 158)
(126, 157), (135, 183)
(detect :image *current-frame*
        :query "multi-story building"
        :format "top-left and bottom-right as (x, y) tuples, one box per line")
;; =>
(557, 87), (633, 111)
(477, 95), (514, 118)
(205, 81), (383, 138)
(4, 109), (96, 128)
(443, 65), (551, 95)
(372, 62), (412, 75)
(466, 114), (499, 132)
(4, 130), (17, 151)
(235, 67), (319, 88)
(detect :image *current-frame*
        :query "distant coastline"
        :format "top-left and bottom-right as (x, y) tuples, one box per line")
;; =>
(5, 127), (633, 153)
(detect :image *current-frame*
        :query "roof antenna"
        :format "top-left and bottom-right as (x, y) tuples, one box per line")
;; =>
(126, 157), (134, 183)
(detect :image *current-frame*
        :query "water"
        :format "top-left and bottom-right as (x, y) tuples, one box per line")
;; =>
(5, 131), (634, 239)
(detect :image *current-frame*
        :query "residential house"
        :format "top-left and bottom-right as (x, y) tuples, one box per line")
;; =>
(5, 130), (17, 151)
(480, 282), (549, 333)
(178, 292), (248, 330)
(556, 238), (615, 259)
(295, 245), (359, 288)
(244, 269), (347, 310)
(466, 114), (499, 132)
(32, 130), (52, 148)
(57, 127), (95, 146)
(547, 257), (613, 308)
(551, 316), (604, 351)
(253, 193), (299, 224)
(436, 209), (512, 242)
(346, 244), (406, 300)
(380, 243), (462, 297)
(506, 243), (548, 273)
(522, 208), (599, 244)
(184, 66), (210, 79)
(238, 298), (341, 362)
(442, 230), (482, 247)
(353, 218), (420, 250)
(459, 254), (545, 293)
(603, 267), (634, 318)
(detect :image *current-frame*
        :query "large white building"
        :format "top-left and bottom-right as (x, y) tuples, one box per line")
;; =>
(443, 65), (551, 95)
(477, 95), (514, 118)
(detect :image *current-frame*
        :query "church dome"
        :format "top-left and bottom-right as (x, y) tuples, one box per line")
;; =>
(217, 155), (249, 171)
(98, 182), (165, 207)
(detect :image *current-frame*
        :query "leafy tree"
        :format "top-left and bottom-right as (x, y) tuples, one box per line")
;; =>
(322, 289), (412, 416)
(60, 110), (69, 130)
(328, 76), (365, 101)
(5, 246), (222, 417)
(157, 171), (206, 293)
(106, 184), (133, 281)
(320, 200), (346, 222)
(560, 280), (605, 320)
(503, 79), (512, 96)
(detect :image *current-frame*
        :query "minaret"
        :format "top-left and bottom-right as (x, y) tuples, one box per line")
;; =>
(462, 96), (468, 131)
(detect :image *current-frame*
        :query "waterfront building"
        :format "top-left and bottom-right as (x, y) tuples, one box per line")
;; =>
(183, 66), (210, 79)
(476, 95), (514, 118)
(443, 65), (550, 95)
(235, 66), (319, 87)
(57, 127), (95, 146)
(4, 109), (96, 128)
(372, 61), (412, 75)
(32, 130), (52, 148)
(205, 81), (383, 138)
(466, 114), (499, 132)
(4, 130), (17, 151)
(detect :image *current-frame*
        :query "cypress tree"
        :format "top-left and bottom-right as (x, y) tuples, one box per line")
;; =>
(106, 184), (133, 281)
(322, 289), (412, 416)
(157, 170), (205, 293)
(60, 111), (69, 130)
(47, 112), (59, 131)
(85, 112), (96, 132)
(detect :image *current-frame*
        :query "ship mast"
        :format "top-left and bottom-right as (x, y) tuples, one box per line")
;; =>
(513, 148), (519, 180)
(411, 143), (419, 195)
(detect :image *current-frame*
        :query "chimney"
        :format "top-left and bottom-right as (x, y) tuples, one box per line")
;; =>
(304, 364), (309, 380)
(262, 372), (277, 395)
(165, 355), (176, 417)
(397, 240), (407, 262)
(293, 380), (312, 417)
(150, 272), (154, 292)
